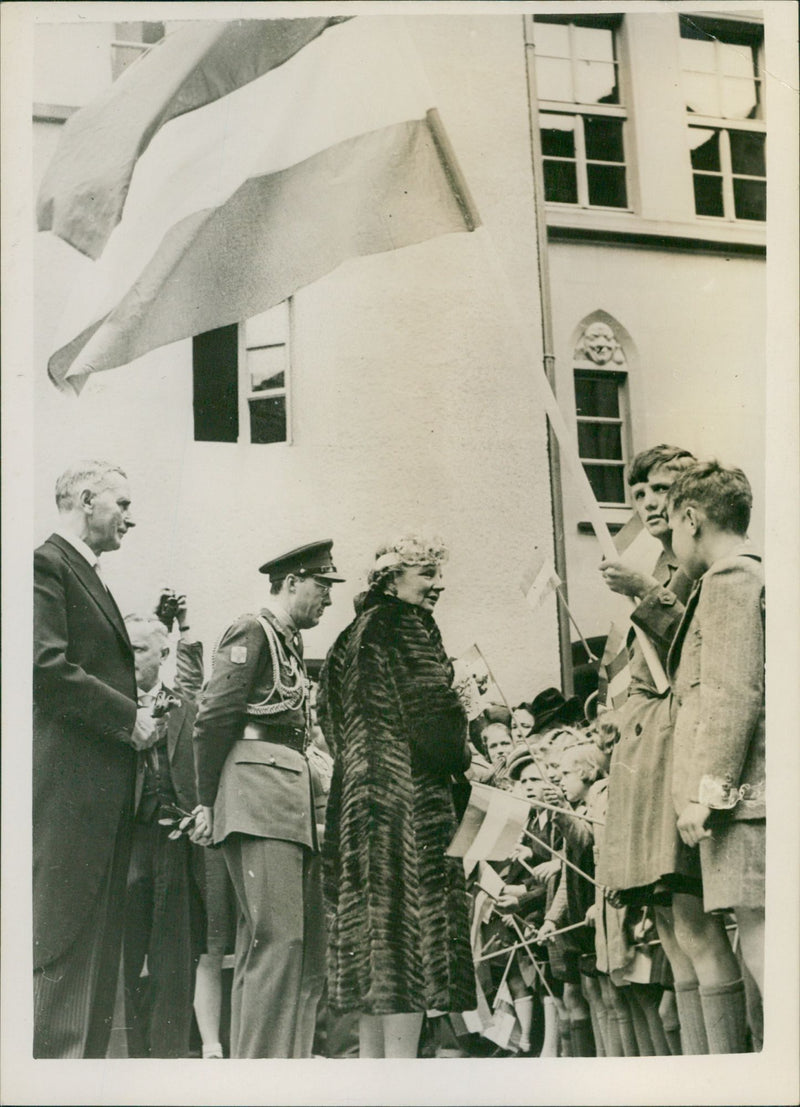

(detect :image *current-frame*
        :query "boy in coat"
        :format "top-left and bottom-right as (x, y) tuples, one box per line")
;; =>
(667, 461), (765, 1043)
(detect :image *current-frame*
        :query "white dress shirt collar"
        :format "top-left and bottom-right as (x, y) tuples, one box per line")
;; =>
(54, 525), (100, 570)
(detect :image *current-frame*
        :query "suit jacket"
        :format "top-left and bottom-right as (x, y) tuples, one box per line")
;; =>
(134, 640), (207, 901)
(668, 549), (765, 821)
(33, 533), (138, 968)
(193, 609), (314, 849)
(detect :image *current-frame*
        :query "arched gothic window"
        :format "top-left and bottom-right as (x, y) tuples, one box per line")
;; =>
(572, 312), (632, 507)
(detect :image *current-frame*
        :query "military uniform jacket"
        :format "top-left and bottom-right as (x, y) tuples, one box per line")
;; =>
(668, 549), (765, 821)
(193, 608), (314, 849)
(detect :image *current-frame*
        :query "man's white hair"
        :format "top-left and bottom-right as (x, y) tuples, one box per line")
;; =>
(124, 613), (168, 645)
(55, 460), (127, 511)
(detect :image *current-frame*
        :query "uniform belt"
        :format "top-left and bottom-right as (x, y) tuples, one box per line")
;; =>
(242, 720), (306, 751)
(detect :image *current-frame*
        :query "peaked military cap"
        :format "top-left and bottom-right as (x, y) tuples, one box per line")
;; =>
(259, 539), (345, 583)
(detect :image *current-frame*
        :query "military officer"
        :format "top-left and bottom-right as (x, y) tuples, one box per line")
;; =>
(192, 541), (344, 1058)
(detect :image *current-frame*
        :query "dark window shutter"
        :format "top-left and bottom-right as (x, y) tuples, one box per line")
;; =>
(193, 325), (239, 443)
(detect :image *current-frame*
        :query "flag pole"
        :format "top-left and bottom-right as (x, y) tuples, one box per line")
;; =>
(523, 827), (601, 888)
(522, 19), (574, 696)
(554, 587), (598, 662)
(527, 797), (604, 826)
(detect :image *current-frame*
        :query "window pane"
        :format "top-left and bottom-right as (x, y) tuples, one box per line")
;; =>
(540, 115), (576, 157)
(722, 77), (758, 120)
(193, 325), (239, 443)
(679, 36), (716, 74)
(587, 163), (627, 207)
(692, 174), (724, 217)
(584, 116), (624, 162)
(246, 303), (288, 347)
(733, 178), (766, 221)
(248, 345), (285, 392)
(573, 25), (615, 63)
(534, 21), (571, 58)
(683, 71), (719, 115)
(720, 42), (755, 79)
(250, 397), (287, 444)
(575, 60), (619, 105)
(689, 128), (720, 170)
(578, 422), (623, 460)
(584, 464), (626, 505)
(543, 160), (578, 203)
(536, 57), (573, 102)
(575, 375), (620, 418)
(729, 130), (765, 176)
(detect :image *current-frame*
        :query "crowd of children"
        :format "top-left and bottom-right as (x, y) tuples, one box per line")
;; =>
(441, 450), (765, 1059)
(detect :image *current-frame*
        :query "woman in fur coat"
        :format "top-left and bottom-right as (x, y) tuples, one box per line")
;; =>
(319, 534), (476, 1058)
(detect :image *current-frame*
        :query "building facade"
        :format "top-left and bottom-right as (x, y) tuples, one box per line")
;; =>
(32, 10), (766, 702)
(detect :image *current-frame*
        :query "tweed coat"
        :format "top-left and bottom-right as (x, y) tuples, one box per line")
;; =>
(668, 549), (765, 820)
(33, 534), (138, 968)
(320, 590), (477, 1016)
(597, 553), (699, 893)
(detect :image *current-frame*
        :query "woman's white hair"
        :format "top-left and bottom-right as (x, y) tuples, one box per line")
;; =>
(367, 533), (448, 592)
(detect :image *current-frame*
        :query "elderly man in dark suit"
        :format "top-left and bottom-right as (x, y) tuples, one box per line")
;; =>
(33, 459), (157, 1058)
(193, 541), (344, 1058)
(121, 595), (206, 1057)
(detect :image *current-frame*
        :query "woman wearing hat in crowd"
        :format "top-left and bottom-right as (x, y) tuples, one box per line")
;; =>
(319, 534), (476, 1058)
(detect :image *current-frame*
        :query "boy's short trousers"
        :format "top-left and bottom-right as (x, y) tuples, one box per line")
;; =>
(700, 818), (765, 912)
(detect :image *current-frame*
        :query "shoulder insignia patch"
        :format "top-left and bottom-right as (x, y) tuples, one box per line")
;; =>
(230, 645), (248, 664)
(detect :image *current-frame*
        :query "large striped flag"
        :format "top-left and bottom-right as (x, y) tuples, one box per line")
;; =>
(39, 17), (480, 393)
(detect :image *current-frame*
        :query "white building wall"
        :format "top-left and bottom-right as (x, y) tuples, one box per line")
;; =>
(551, 241), (766, 638)
(33, 15), (562, 703)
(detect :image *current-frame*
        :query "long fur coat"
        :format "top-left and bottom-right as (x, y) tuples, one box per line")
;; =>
(319, 590), (477, 1016)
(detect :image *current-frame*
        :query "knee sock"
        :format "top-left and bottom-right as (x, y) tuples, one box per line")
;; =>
(540, 997), (560, 1058)
(699, 979), (748, 1055)
(512, 996), (534, 1053)
(614, 1009), (639, 1057)
(659, 992), (683, 1056)
(628, 994), (655, 1056)
(603, 1008), (624, 1056)
(557, 1016), (573, 1057)
(570, 1017), (596, 1057)
(588, 1003), (607, 1057)
(674, 981), (709, 1055)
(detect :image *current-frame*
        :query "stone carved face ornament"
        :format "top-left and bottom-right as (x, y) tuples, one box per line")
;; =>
(580, 321), (623, 366)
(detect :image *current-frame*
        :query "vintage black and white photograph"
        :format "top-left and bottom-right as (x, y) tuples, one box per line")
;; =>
(2, 0), (798, 1104)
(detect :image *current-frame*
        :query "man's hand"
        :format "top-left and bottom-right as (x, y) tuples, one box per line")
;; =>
(599, 560), (657, 600)
(677, 801), (712, 847)
(584, 904), (597, 928)
(129, 707), (159, 750)
(189, 805), (214, 846)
